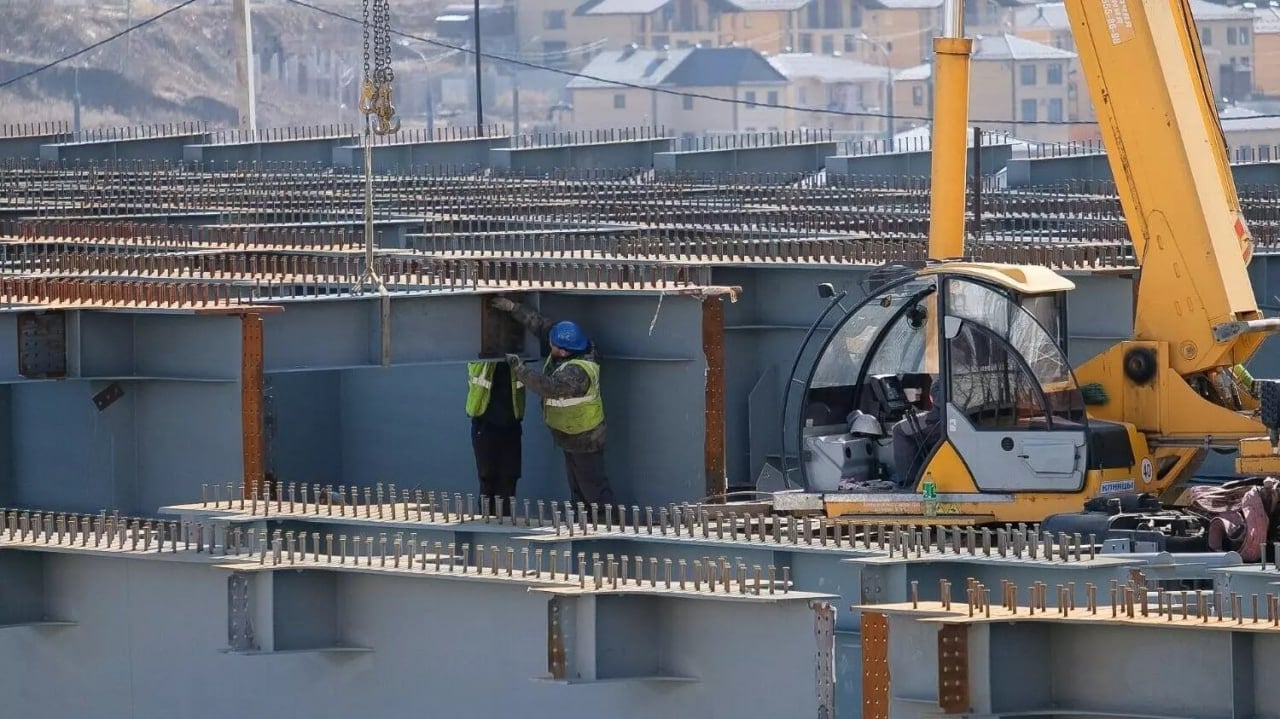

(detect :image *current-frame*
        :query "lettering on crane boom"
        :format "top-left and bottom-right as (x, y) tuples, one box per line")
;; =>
(1100, 0), (1135, 45)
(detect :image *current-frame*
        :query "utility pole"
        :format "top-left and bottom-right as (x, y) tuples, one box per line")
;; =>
(233, 0), (259, 130)
(511, 36), (540, 136)
(473, 0), (483, 134)
(399, 40), (438, 137)
(73, 67), (82, 134)
(125, 0), (134, 69)
(858, 33), (894, 143)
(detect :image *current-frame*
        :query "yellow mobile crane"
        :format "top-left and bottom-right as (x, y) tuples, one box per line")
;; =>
(784, 0), (1280, 543)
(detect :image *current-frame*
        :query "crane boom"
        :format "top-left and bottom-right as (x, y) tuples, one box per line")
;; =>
(1065, 0), (1261, 376)
(791, 0), (1280, 529)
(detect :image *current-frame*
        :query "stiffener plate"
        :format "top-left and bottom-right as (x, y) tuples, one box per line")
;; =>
(814, 602), (835, 718)
(227, 572), (256, 652)
(937, 623), (969, 714)
(861, 611), (889, 719)
(547, 597), (566, 680)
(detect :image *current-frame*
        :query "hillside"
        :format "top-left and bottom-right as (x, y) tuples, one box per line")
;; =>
(0, 0), (453, 130)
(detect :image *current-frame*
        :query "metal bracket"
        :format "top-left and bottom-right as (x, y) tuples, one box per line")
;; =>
(814, 602), (835, 719)
(227, 572), (257, 652)
(860, 564), (887, 605)
(861, 611), (889, 719)
(92, 382), (125, 412)
(1212, 318), (1280, 343)
(17, 311), (67, 379)
(937, 623), (969, 714)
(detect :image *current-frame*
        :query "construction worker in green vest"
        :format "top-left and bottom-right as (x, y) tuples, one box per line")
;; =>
(489, 297), (615, 506)
(465, 354), (526, 517)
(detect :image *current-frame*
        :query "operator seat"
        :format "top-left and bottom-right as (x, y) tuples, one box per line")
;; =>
(891, 378), (943, 488)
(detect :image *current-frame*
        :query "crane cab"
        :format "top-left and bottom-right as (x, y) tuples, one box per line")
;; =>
(791, 261), (1143, 522)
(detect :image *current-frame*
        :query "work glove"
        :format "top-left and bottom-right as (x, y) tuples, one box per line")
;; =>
(505, 353), (523, 369)
(490, 297), (515, 312)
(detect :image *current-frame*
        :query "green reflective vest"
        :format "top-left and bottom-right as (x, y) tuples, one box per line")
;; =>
(465, 361), (525, 420)
(541, 357), (604, 435)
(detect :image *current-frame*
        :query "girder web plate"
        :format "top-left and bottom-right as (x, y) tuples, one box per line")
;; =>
(861, 612), (889, 719)
(814, 602), (835, 719)
(937, 623), (969, 714)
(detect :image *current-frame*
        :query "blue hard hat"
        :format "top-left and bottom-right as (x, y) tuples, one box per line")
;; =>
(549, 321), (589, 352)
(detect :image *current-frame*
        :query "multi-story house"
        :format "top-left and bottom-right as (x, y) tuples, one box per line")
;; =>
(1252, 3), (1280, 96)
(888, 34), (1078, 143)
(786, 0), (945, 66)
(767, 52), (893, 135)
(564, 0), (959, 66)
(564, 46), (789, 132)
(1014, 0), (1255, 102)
(570, 0), (807, 55)
(516, 0), (632, 65)
(1196, 0), (1258, 102)
(890, 61), (931, 134)
(1220, 107), (1280, 161)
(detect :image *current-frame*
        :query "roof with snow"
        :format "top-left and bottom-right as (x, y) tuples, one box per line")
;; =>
(1015, 0), (1250, 28)
(974, 33), (1076, 60)
(567, 46), (787, 89)
(767, 53), (889, 82)
(576, 0), (810, 15)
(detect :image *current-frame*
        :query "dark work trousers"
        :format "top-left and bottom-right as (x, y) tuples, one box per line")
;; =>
(472, 422), (522, 516)
(563, 449), (615, 507)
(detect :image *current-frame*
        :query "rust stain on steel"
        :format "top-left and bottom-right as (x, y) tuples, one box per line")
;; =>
(861, 611), (889, 719)
(481, 292), (525, 358)
(702, 296), (727, 501)
(241, 313), (265, 500)
(937, 623), (970, 714)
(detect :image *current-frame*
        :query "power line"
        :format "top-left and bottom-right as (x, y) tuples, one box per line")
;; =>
(283, 0), (1134, 127)
(0, 0), (204, 90)
(7, 0), (1272, 132)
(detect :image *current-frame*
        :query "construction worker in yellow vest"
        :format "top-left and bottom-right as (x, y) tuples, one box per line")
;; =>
(465, 355), (526, 517)
(489, 297), (615, 506)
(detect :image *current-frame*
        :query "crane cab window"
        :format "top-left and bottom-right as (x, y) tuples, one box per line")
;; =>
(947, 320), (1049, 429)
(806, 277), (939, 425)
(801, 277), (940, 491)
(797, 273), (1090, 494)
(944, 277), (1085, 428)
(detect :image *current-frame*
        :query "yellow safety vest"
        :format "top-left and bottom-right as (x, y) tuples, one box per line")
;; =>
(465, 361), (525, 420)
(541, 357), (604, 435)
(1232, 364), (1256, 397)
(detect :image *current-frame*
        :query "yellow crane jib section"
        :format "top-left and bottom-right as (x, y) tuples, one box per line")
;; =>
(1063, 0), (1263, 376)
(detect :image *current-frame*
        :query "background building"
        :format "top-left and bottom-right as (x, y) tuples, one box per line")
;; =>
(565, 46), (789, 132)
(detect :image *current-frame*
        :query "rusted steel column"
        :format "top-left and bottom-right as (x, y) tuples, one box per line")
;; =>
(241, 313), (265, 499)
(702, 296), (727, 501)
(937, 623), (970, 714)
(861, 612), (889, 719)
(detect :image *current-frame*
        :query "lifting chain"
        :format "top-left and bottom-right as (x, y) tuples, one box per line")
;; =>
(359, 0), (399, 135)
